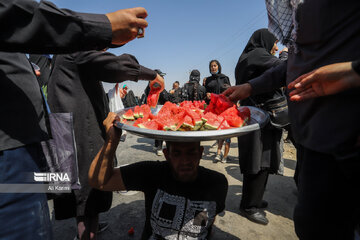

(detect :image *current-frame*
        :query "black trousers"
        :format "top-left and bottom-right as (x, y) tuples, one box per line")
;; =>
(294, 145), (360, 240)
(240, 169), (269, 209)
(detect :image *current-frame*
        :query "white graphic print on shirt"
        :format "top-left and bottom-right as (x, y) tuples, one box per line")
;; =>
(149, 189), (216, 240)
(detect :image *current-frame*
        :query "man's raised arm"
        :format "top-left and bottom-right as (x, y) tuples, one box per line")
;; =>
(88, 112), (126, 191)
(0, 0), (148, 53)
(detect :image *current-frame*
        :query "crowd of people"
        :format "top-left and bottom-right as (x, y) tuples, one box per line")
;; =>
(0, 0), (359, 240)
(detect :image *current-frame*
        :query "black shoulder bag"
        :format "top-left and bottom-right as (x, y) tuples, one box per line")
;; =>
(250, 93), (290, 128)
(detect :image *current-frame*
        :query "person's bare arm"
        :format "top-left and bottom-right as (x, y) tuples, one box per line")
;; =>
(88, 112), (126, 191)
(288, 62), (360, 101)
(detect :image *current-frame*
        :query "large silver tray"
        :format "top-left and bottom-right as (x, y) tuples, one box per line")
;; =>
(115, 106), (269, 142)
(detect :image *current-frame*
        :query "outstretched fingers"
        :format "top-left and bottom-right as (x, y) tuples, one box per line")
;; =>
(288, 71), (315, 90)
(289, 87), (318, 101)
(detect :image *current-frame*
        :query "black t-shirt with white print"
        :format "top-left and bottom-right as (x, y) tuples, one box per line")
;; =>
(121, 161), (228, 240)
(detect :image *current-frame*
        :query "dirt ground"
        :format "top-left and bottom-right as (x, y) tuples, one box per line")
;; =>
(49, 132), (298, 240)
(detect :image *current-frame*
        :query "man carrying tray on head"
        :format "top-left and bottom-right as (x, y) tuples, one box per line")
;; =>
(89, 112), (228, 240)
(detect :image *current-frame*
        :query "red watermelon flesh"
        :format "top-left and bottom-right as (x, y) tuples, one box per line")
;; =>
(238, 106), (251, 121)
(193, 100), (206, 110)
(220, 106), (246, 127)
(122, 109), (135, 120)
(155, 110), (185, 131)
(202, 112), (224, 130)
(157, 102), (176, 116)
(133, 118), (145, 127)
(179, 101), (194, 109)
(133, 105), (141, 119)
(147, 82), (163, 108)
(218, 119), (231, 130)
(214, 94), (234, 115)
(204, 93), (233, 115)
(140, 105), (148, 120)
(219, 105), (239, 117)
(147, 92), (159, 108)
(226, 115), (245, 128)
(138, 120), (159, 130)
(178, 115), (195, 131)
(126, 101), (249, 131)
(120, 118), (128, 124)
(185, 109), (203, 130)
(155, 118), (177, 131)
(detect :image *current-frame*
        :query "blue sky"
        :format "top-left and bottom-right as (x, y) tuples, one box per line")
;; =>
(51, 0), (275, 96)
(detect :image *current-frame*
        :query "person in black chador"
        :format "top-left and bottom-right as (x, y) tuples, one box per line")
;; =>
(224, 1), (360, 238)
(205, 60), (232, 163)
(234, 28), (288, 225)
(182, 69), (206, 101)
(0, 2), (149, 239)
(204, 59), (231, 103)
(89, 112), (228, 240)
(48, 51), (163, 239)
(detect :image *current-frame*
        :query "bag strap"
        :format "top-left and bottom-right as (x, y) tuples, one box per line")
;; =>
(40, 87), (51, 114)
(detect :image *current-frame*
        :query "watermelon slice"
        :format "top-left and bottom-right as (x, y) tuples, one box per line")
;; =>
(140, 104), (151, 120)
(147, 81), (163, 108)
(227, 115), (245, 127)
(122, 109), (135, 120)
(185, 109), (203, 130)
(120, 118), (128, 124)
(218, 119), (231, 130)
(220, 105), (246, 127)
(238, 106), (251, 121)
(205, 93), (234, 115)
(178, 115), (195, 131)
(133, 118), (145, 127)
(215, 94), (234, 115)
(133, 105), (141, 119)
(219, 105), (239, 117)
(138, 120), (159, 130)
(155, 113), (183, 131)
(202, 112), (224, 130)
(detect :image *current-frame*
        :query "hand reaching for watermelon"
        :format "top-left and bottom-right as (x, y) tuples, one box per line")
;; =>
(222, 83), (252, 102)
(147, 74), (165, 108)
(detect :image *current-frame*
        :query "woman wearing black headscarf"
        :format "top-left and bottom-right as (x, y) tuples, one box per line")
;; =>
(205, 60), (232, 163)
(234, 29), (287, 225)
(205, 59), (231, 101)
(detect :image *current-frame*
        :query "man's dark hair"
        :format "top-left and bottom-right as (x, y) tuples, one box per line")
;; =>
(165, 141), (201, 152)
(174, 81), (180, 85)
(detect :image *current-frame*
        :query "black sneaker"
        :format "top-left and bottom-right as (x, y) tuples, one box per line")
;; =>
(240, 208), (269, 225)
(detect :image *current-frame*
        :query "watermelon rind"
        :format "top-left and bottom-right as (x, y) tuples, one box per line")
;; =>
(122, 110), (135, 120)
(203, 122), (219, 130)
(193, 120), (204, 131)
